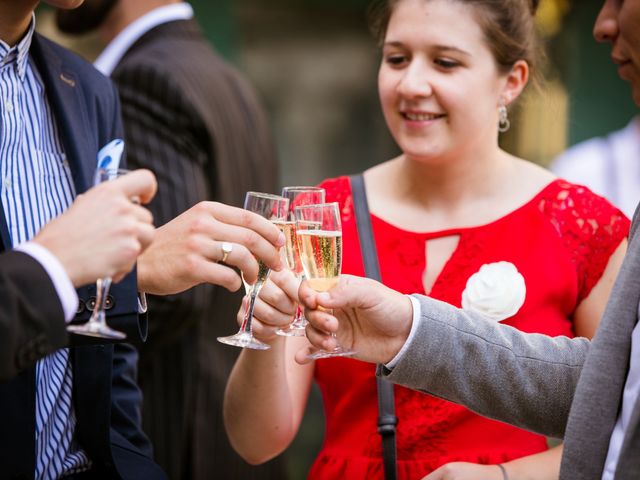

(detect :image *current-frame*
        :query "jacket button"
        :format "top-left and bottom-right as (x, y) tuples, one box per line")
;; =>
(86, 296), (97, 311)
(76, 301), (85, 314)
(104, 295), (115, 310)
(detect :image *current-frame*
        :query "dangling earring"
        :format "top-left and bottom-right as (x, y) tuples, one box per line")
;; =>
(498, 104), (510, 133)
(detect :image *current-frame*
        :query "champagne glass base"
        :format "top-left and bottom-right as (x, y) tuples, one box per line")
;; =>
(217, 332), (271, 350)
(275, 323), (306, 337)
(67, 322), (126, 340)
(306, 346), (356, 360)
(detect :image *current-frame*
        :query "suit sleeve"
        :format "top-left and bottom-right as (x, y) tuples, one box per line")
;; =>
(0, 251), (67, 381)
(380, 293), (590, 439)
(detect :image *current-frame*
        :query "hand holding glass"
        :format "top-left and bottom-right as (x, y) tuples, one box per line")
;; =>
(217, 192), (289, 350)
(67, 168), (132, 339)
(295, 202), (355, 359)
(275, 186), (325, 336)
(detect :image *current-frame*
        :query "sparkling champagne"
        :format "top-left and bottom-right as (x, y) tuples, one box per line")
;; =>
(274, 220), (303, 276)
(296, 229), (342, 291)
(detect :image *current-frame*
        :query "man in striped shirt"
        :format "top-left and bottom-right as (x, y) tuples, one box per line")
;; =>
(0, 0), (285, 478)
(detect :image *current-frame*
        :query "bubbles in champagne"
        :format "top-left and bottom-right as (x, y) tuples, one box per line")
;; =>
(274, 220), (303, 275)
(296, 230), (342, 291)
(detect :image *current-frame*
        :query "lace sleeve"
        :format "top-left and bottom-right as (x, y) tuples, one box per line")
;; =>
(538, 181), (630, 303)
(318, 176), (354, 224)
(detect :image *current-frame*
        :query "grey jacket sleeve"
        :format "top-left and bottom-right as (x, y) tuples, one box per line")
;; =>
(379, 294), (590, 439)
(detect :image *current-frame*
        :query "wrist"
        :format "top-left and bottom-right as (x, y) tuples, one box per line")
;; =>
(383, 294), (415, 365)
(136, 252), (155, 294)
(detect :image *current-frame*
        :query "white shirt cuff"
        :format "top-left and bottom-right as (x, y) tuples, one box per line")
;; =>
(385, 294), (421, 369)
(15, 242), (79, 323)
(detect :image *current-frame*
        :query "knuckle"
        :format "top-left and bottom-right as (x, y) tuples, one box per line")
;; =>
(239, 209), (255, 226)
(193, 201), (208, 213)
(188, 216), (207, 234)
(240, 230), (259, 249)
(184, 235), (201, 253)
(184, 253), (200, 272)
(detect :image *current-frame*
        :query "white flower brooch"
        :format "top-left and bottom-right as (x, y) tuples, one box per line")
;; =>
(461, 261), (526, 322)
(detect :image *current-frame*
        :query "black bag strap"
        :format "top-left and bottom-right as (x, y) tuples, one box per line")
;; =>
(350, 174), (398, 480)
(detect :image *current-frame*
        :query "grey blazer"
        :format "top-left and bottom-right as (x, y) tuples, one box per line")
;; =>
(381, 211), (640, 479)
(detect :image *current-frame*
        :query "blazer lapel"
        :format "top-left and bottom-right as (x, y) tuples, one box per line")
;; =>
(30, 34), (95, 194)
(561, 223), (640, 478)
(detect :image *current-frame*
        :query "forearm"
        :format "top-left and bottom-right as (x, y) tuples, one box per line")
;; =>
(502, 444), (563, 480)
(224, 336), (312, 463)
(382, 294), (589, 437)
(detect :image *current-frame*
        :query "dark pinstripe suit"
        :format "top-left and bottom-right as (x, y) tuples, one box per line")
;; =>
(110, 18), (287, 480)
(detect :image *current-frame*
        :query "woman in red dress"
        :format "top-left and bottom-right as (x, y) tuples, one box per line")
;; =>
(224, 0), (629, 478)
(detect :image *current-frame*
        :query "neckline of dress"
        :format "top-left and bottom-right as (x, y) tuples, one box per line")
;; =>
(368, 178), (562, 238)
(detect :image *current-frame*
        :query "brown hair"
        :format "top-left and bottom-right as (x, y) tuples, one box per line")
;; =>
(368, 0), (543, 77)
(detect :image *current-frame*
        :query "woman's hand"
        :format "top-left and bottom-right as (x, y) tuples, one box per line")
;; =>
(422, 462), (504, 480)
(237, 268), (299, 342)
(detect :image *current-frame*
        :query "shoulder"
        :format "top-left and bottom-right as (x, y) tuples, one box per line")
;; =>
(538, 179), (628, 223)
(114, 22), (230, 85)
(31, 34), (121, 141)
(319, 176), (354, 220)
(34, 33), (115, 97)
(112, 30), (255, 113)
(537, 180), (630, 302)
(319, 176), (352, 202)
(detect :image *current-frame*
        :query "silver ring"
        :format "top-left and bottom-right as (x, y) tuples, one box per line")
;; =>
(220, 242), (233, 264)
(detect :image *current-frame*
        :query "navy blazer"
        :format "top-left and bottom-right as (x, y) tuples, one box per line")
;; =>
(0, 34), (165, 479)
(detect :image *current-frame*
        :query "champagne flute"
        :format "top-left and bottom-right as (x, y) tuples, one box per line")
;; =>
(275, 186), (325, 336)
(67, 168), (132, 339)
(295, 202), (355, 359)
(217, 192), (289, 350)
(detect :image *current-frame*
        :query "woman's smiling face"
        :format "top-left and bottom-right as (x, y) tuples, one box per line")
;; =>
(378, 0), (520, 163)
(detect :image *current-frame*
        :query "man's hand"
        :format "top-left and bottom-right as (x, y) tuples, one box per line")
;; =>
(296, 274), (414, 365)
(33, 169), (157, 287)
(137, 201), (285, 295)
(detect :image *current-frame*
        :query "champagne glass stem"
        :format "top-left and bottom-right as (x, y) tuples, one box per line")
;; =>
(94, 277), (112, 325)
(239, 289), (258, 334)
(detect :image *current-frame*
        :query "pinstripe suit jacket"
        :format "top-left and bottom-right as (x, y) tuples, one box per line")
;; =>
(109, 18), (287, 480)
(0, 33), (165, 480)
(381, 208), (640, 478)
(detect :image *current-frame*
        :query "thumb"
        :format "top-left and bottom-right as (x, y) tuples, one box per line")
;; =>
(319, 274), (368, 309)
(116, 169), (158, 204)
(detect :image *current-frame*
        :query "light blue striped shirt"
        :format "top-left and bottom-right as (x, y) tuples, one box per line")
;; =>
(0, 17), (91, 478)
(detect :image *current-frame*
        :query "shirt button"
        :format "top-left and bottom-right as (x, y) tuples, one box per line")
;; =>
(3, 177), (11, 189)
(5, 101), (13, 113)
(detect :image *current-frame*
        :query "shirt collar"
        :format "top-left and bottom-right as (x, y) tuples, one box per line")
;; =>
(94, 2), (194, 76)
(0, 14), (36, 80)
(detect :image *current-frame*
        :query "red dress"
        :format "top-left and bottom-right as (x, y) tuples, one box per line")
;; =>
(309, 176), (629, 480)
